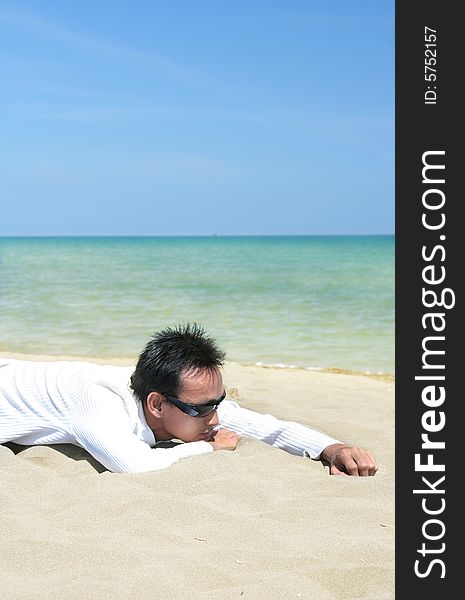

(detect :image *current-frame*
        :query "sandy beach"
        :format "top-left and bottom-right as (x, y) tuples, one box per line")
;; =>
(0, 356), (394, 600)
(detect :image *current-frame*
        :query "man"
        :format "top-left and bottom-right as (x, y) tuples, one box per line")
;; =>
(0, 323), (377, 476)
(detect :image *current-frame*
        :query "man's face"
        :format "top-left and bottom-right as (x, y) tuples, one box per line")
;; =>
(154, 367), (223, 443)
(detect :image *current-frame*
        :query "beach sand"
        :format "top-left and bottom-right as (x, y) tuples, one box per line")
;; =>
(0, 356), (394, 600)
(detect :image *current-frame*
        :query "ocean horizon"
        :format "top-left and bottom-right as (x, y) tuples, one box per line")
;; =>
(0, 235), (394, 375)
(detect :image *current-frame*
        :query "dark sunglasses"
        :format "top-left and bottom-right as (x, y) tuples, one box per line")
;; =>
(163, 390), (226, 418)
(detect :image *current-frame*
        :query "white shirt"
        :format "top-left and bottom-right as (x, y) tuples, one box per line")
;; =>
(0, 358), (341, 473)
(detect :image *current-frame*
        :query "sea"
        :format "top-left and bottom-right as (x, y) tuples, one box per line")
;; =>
(0, 236), (394, 375)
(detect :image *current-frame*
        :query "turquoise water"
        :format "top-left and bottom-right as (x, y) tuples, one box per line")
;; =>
(0, 236), (394, 374)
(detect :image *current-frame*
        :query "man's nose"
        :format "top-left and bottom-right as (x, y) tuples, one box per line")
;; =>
(207, 410), (219, 427)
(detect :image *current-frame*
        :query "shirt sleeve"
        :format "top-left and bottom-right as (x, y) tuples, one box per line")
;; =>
(71, 384), (213, 473)
(217, 400), (342, 459)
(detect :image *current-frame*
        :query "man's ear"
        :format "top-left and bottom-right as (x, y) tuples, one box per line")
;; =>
(146, 391), (165, 418)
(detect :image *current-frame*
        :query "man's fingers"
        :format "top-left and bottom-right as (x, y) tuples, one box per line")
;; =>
(342, 448), (378, 477)
(209, 428), (239, 451)
(330, 464), (349, 476)
(325, 445), (378, 476)
(354, 451), (371, 476)
(344, 458), (360, 476)
(357, 465), (370, 477)
(354, 449), (378, 476)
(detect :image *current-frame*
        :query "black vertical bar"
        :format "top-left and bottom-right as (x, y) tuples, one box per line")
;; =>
(396, 1), (461, 596)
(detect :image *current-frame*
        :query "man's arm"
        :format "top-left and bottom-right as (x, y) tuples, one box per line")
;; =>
(217, 400), (377, 476)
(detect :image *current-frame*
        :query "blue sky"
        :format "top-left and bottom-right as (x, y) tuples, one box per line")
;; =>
(1, 1), (394, 235)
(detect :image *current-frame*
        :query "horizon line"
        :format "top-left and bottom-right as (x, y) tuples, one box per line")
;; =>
(0, 232), (394, 238)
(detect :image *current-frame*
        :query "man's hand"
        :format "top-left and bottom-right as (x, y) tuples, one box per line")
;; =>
(208, 428), (239, 451)
(321, 443), (378, 476)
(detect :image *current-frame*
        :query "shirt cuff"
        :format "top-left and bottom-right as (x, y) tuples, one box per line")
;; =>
(303, 438), (342, 460)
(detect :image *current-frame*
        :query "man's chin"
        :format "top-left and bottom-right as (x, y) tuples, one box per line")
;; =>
(197, 431), (214, 442)
(171, 431), (213, 443)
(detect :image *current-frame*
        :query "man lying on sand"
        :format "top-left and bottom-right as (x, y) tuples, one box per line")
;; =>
(0, 323), (377, 476)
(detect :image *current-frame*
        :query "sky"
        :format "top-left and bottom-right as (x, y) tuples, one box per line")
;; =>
(0, 1), (394, 236)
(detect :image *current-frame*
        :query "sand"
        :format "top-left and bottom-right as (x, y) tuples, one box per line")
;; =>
(0, 357), (394, 600)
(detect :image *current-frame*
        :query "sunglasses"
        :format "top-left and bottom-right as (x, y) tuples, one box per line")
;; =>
(163, 390), (226, 417)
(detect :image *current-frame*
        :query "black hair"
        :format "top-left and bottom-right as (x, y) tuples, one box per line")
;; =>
(130, 322), (225, 404)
